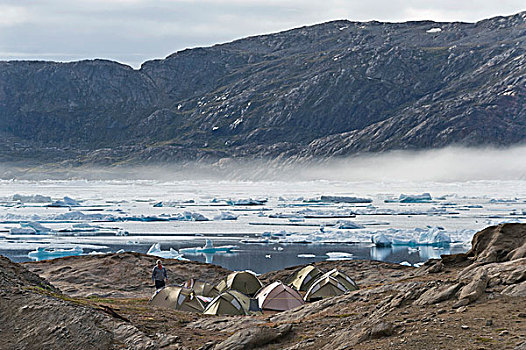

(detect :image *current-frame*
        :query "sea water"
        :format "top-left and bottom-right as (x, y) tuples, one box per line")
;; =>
(0, 179), (524, 273)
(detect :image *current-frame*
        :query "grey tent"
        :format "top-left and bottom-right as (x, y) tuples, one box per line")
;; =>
(255, 281), (304, 311)
(288, 265), (323, 291)
(304, 275), (348, 301)
(216, 271), (263, 296)
(321, 269), (358, 291)
(149, 286), (205, 313)
(203, 290), (256, 316)
(183, 279), (221, 297)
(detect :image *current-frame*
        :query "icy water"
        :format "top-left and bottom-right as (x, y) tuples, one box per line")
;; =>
(1, 179), (525, 274)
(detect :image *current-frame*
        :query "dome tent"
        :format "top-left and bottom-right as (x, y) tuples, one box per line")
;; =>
(203, 290), (258, 316)
(321, 269), (359, 292)
(149, 286), (205, 313)
(304, 275), (348, 302)
(216, 271), (263, 296)
(255, 281), (304, 311)
(288, 265), (323, 292)
(183, 279), (221, 298)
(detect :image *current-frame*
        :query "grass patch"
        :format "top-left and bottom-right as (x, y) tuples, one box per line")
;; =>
(476, 337), (494, 343)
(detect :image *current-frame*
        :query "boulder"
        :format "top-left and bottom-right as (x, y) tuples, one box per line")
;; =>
(415, 283), (462, 305)
(454, 268), (488, 307)
(214, 324), (292, 350)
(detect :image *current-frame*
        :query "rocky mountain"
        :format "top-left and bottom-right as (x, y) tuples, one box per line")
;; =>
(1, 12), (525, 164)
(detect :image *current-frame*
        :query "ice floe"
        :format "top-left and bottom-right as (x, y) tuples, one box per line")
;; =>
(326, 252), (354, 261)
(297, 253), (316, 258)
(27, 246), (83, 261)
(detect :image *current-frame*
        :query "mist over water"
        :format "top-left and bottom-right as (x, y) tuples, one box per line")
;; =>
(1, 145), (526, 182)
(303, 146), (526, 182)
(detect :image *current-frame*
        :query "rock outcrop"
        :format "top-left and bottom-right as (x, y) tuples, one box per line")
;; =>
(0, 256), (157, 350)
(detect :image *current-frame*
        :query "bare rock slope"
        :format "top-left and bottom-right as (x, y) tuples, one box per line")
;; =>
(5, 223), (526, 350)
(0, 255), (157, 350)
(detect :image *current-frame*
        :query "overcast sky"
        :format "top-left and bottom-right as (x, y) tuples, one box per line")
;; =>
(1, 0), (524, 68)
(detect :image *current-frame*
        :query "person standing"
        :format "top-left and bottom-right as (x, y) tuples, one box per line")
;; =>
(152, 259), (168, 290)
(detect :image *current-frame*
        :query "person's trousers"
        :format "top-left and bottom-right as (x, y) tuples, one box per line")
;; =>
(155, 279), (165, 289)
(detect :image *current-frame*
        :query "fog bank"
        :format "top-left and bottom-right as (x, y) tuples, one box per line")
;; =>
(1, 146), (525, 182)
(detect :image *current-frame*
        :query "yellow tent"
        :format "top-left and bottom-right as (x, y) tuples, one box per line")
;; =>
(149, 286), (204, 313)
(216, 271), (263, 296)
(288, 265), (323, 291)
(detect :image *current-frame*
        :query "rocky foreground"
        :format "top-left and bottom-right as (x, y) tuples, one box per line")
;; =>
(1, 223), (525, 349)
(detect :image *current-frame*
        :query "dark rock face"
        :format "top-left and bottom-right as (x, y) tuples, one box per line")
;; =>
(1, 12), (525, 164)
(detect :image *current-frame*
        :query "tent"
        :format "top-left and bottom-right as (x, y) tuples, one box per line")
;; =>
(255, 281), (304, 311)
(216, 271), (263, 296)
(203, 290), (256, 316)
(322, 269), (359, 292)
(288, 265), (323, 291)
(304, 275), (349, 301)
(149, 286), (205, 313)
(183, 279), (221, 297)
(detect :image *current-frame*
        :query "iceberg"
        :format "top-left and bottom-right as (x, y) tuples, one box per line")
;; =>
(9, 222), (54, 235)
(318, 195), (372, 204)
(297, 253), (316, 258)
(385, 193), (433, 203)
(335, 220), (365, 229)
(49, 196), (81, 207)
(59, 223), (102, 232)
(213, 211), (238, 220)
(27, 246), (83, 261)
(226, 198), (267, 206)
(22, 221), (55, 234)
(372, 227), (452, 247)
(12, 194), (52, 203)
(371, 233), (392, 247)
(146, 243), (184, 260)
(54, 211), (116, 221)
(179, 239), (236, 254)
(9, 227), (38, 235)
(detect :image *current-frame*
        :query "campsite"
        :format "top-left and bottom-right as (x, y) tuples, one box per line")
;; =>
(1, 223), (524, 349)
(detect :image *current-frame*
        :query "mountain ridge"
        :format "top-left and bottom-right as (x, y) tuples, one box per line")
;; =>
(1, 12), (525, 165)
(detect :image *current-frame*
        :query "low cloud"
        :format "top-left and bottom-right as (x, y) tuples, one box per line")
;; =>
(2, 146), (526, 182)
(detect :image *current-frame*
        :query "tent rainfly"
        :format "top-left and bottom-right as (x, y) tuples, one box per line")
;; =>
(203, 290), (257, 316)
(288, 265), (323, 291)
(183, 279), (221, 297)
(216, 271), (263, 296)
(255, 281), (305, 311)
(303, 275), (349, 302)
(321, 269), (359, 291)
(149, 286), (205, 313)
